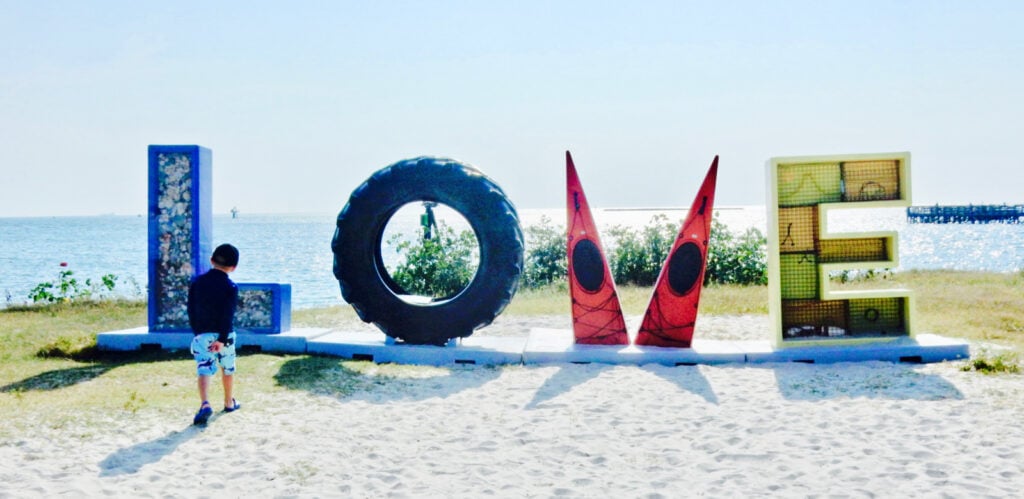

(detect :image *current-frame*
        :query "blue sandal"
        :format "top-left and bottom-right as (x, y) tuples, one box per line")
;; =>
(193, 401), (213, 425)
(224, 398), (241, 413)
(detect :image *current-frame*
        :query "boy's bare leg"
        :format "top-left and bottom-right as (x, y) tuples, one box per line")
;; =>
(222, 372), (234, 408)
(197, 375), (212, 406)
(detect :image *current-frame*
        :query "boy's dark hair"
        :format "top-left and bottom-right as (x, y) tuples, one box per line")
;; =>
(212, 243), (239, 267)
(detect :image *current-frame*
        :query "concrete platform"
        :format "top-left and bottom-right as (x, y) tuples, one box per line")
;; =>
(742, 334), (971, 364)
(97, 327), (333, 354)
(97, 328), (970, 366)
(239, 328), (334, 354)
(522, 329), (968, 365)
(307, 331), (527, 366)
(523, 328), (748, 365)
(97, 327), (191, 350)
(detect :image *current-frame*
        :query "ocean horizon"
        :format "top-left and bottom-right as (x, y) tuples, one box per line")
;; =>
(2, 206), (1022, 309)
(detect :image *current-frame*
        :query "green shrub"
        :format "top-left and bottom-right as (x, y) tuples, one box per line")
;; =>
(606, 214), (768, 287)
(28, 267), (120, 304)
(522, 215), (567, 289)
(961, 351), (1021, 374)
(393, 213), (768, 295)
(607, 215), (677, 286)
(705, 217), (768, 285)
(387, 222), (479, 298)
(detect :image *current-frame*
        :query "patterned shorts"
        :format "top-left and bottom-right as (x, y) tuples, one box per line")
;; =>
(190, 332), (237, 377)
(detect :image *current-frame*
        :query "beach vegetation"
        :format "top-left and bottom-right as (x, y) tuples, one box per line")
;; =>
(2, 270), (1023, 434)
(705, 221), (768, 285)
(607, 214), (677, 286)
(830, 268), (895, 284)
(483, 282), (770, 316)
(1, 300), (145, 362)
(500, 283), (569, 315)
(36, 334), (99, 360)
(123, 390), (146, 414)
(961, 350), (1020, 374)
(606, 215), (768, 286)
(391, 215), (768, 294)
(834, 270), (1024, 347)
(273, 355), (376, 397)
(0, 300), (378, 433)
(387, 222), (478, 298)
(522, 215), (567, 289)
(27, 267), (122, 304)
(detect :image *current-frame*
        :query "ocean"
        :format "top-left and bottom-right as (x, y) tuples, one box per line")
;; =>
(2, 206), (1021, 309)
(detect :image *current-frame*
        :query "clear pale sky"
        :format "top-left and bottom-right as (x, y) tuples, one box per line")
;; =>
(2, 1), (1021, 217)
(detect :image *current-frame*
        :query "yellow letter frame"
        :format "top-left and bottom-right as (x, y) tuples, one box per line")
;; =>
(766, 152), (913, 348)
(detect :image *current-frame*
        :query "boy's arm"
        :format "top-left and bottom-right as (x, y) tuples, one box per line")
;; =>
(216, 284), (239, 346)
(187, 281), (199, 333)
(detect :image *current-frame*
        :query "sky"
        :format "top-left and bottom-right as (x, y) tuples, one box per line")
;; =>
(2, 1), (1022, 217)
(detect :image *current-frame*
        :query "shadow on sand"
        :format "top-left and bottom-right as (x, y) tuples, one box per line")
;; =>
(270, 353), (962, 411)
(272, 355), (504, 403)
(771, 360), (965, 401)
(524, 362), (719, 409)
(1, 351), (187, 393)
(98, 423), (207, 477)
(1, 365), (116, 393)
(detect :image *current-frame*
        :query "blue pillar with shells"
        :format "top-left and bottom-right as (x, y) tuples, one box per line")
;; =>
(148, 145), (212, 332)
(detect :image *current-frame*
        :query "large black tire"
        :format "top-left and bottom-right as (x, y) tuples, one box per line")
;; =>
(332, 157), (524, 345)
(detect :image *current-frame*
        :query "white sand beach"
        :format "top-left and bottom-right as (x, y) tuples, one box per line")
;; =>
(2, 316), (1022, 498)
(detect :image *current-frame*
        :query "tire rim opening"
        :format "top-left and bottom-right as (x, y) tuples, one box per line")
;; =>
(381, 202), (481, 304)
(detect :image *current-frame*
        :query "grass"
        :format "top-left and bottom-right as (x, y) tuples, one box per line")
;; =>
(1, 270), (1021, 432)
(961, 350), (1021, 374)
(831, 269), (1024, 349)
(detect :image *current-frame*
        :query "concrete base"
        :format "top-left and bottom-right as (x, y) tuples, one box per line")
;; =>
(97, 327), (333, 354)
(742, 334), (971, 364)
(307, 332), (527, 366)
(523, 330), (969, 365)
(98, 327), (191, 350)
(97, 328), (969, 366)
(523, 328), (747, 365)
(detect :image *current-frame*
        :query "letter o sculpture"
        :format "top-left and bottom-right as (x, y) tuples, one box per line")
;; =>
(332, 157), (524, 345)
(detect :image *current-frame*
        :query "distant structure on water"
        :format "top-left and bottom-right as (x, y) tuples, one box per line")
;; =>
(907, 204), (1024, 224)
(231, 206), (239, 219)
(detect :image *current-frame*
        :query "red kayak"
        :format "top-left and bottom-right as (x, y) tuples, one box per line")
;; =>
(634, 157), (719, 348)
(566, 151), (629, 345)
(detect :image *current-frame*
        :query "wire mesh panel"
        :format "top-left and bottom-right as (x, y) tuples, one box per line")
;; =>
(818, 237), (888, 263)
(779, 253), (818, 299)
(842, 160), (901, 202)
(848, 297), (906, 335)
(778, 206), (818, 253)
(777, 163), (842, 207)
(781, 299), (848, 338)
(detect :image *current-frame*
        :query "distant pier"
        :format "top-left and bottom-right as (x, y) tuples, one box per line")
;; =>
(907, 204), (1024, 224)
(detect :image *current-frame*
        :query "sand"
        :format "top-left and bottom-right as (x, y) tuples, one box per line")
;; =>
(2, 315), (1022, 497)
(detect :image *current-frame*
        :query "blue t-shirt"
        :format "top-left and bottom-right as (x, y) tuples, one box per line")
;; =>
(187, 268), (238, 345)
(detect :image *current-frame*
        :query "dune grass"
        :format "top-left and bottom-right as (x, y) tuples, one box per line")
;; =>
(497, 283), (769, 317)
(1, 270), (1020, 432)
(829, 270), (1024, 348)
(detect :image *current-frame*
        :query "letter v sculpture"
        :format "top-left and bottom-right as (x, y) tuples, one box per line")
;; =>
(566, 152), (719, 348)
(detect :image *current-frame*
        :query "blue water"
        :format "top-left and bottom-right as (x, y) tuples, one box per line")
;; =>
(2, 207), (1022, 309)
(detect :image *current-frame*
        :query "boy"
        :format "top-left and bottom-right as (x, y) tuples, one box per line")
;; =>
(187, 243), (242, 425)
